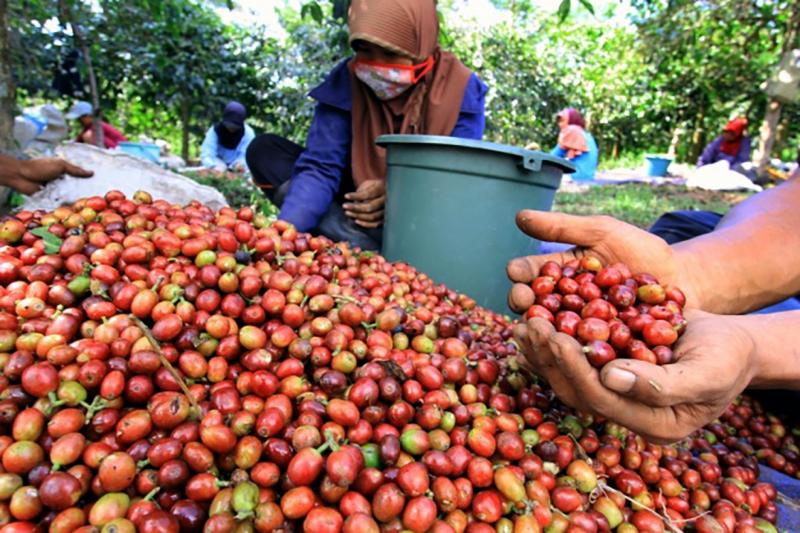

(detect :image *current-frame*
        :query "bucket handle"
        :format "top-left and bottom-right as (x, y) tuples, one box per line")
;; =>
(519, 155), (543, 172)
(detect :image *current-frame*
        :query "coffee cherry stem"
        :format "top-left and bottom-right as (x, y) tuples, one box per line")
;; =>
(596, 479), (681, 533)
(129, 314), (202, 420)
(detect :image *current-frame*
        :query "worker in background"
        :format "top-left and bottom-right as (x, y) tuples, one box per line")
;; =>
(697, 117), (751, 171)
(200, 101), (255, 173)
(66, 101), (128, 150)
(550, 108), (598, 181)
(245, 0), (487, 251)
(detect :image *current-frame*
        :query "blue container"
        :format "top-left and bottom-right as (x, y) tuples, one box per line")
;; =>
(118, 142), (160, 164)
(645, 155), (673, 177)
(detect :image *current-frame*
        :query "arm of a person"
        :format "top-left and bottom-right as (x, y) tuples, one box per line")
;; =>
(279, 103), (350, 232)
(200, 128), (219, 168)
(734, 136), (752, 166)
(673, 177), (800, 314)
(234, 125), (256, 168)
(103, 123), (127, 145)
(449, 74), (486, 140)
(0, 154), (92, 194)
(550, 146), (567, 158)
(697, 138), (719, 167)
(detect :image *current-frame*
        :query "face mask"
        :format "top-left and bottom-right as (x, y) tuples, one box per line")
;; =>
(353, 56), (434, 100)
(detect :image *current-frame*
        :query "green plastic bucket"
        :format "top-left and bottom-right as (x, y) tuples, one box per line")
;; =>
(377, 135), (574, 314)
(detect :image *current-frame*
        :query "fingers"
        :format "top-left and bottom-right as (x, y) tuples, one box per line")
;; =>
(507, 251), (578, 284)
(8, 177), (42, 195)
(543, 328), (683, 439)
(344, 181), (385, 202)
(343, 196), (385, 215)
(62, 162), (94, 178)
(516, 319), (581, 409)
(353, 218), (383, 229)
(346, 208), (384, 222)
(516, 210), (614, 246)
(599, 358), (708, 407)
(508, 283), (535, 314)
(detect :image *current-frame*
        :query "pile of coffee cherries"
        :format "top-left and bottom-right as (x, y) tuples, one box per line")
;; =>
(0, 191), (782, 532)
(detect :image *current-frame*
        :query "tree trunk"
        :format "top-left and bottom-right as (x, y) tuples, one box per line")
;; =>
(754, 0), (799, 174)
(774, 113), (791, 154)
(755, 100), (782, 171)
(59, 0), (103, 148)
(0, 0), (15, 153)
(689, 109), (706, 164)
(667, 126), (682, 158)
(180, 98), (190, 162)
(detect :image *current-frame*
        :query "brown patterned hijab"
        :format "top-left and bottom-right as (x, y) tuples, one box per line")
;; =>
(347, 0), (472, 186)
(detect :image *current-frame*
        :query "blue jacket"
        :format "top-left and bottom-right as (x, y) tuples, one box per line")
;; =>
(200, 124), (255, 169)
(550, 130), (599, 182)
(280, 59), (488, 232)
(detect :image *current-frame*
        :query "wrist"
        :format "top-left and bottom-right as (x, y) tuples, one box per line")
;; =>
(0, 156), (24, 187)
(739, 311), (800, 389)
(671, 245), (706, 310)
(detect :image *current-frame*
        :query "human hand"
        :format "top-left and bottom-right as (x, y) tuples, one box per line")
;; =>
(514, 309), (756, 443)
(343, 179), (386, 228)
(5, 158), (93, 195)
(507, 210), (698, 312)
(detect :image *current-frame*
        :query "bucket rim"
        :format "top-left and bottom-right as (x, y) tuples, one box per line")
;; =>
(377, 134), (575, 173)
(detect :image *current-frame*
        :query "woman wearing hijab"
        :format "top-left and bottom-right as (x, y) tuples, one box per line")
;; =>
(549, 108), (598, 181)
(698, 117), (751, 170)
(201, 101), (256, 173)
(246, 0), (487, 251)
(650, 117), (755, 245)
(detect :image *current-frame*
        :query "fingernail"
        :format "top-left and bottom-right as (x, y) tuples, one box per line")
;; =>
(604, 368), (637, 393)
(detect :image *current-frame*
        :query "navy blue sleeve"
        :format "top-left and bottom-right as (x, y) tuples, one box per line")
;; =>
(734, 137), (752, 166)
(279, 103), (351, 232)
(450, 73), (487, 140)
(698, 137), (722, 167)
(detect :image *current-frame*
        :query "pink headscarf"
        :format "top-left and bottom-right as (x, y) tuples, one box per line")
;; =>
(557, 108), (588, 159)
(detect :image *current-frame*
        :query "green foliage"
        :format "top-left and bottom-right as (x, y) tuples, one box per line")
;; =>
(630, 0), (799, 160)
(8, 0), (799, 171)
(182, 171), (278, 216)
(30, 226), (63, 254)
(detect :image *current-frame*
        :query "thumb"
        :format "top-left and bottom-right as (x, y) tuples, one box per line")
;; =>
(63, 162), (94, 178)
(516, 210), (612, 247)
(599, 357), (705, 408)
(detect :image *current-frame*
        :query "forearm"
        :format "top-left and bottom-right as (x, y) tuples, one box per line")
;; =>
(741, 311), (800, 389)
(674, 179), (800, 314)
(0, 155), (23, 186)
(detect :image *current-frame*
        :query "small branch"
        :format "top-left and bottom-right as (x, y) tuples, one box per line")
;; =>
(129, 314), (202, 419)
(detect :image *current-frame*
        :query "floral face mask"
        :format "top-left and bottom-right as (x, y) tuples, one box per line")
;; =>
(353, 56), (434, 100)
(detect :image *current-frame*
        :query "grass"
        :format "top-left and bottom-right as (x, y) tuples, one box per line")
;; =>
(597, 152), (648, 171)
(553, 183), (752, 229)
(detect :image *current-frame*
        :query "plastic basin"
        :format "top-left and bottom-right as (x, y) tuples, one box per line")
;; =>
(645, 155), (673, 177)
(118, 142), (160, 163)
(377, 134), (574, 314)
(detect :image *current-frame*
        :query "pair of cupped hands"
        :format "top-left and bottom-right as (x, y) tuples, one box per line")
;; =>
(507, 210), (757, 444)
